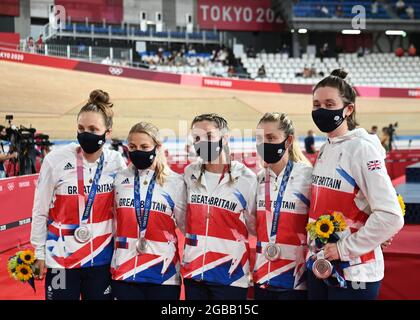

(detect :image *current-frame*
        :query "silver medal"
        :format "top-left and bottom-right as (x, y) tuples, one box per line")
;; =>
(136, 238), (147, 254)
(264, 243), (281, 261)
(74, 225), (91, 243)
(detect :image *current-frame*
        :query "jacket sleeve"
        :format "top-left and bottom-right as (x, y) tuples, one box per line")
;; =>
(337, 143), (404, 261)
(174, 176), (187, 235)
(30, 157), (56, 260)
(244, 176), (258, 237)
(117, 153), (127, 171)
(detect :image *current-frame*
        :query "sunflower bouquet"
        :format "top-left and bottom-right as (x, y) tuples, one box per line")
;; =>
(306, 212), (347, 249)
(7, 249), (37, 292)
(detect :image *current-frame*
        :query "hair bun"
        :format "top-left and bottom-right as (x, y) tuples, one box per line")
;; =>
(330, 69), (348, 80)
(89, 89), (111, 107)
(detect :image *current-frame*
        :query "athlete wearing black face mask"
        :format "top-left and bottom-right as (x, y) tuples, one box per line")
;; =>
(311, 106), (347, 133)
(77, 131), (107, 154)
(256, 137), (288, 164)
(194, 138), (223, 162)
(129, 147), (157, 170)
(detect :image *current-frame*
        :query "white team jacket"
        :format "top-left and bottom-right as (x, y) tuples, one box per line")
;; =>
(182, 160), (257, 288)
(308, 128), (404, 282)
(30, 143), (126, 269)
(254, 161), (312, 290)
(111, 166), (186, 285)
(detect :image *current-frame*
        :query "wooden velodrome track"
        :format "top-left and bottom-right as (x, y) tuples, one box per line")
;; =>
(1, 60), (420, 140)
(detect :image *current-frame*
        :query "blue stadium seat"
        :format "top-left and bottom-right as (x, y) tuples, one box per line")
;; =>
(76, 25), (91, 33)
(134, 30), (149, 36)
(94, 26), (108, 34)
(64, 24), (73, 32)
(153, 31), (169, 38)
(188, 32), (203, 40)
(294, 0), (392, 19)
(111, 26), (126, 35)
(206, 33), (218, 40)
(170, 31), (186, 39)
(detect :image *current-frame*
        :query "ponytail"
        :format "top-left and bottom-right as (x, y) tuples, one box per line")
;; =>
(78, 89), (114, 130)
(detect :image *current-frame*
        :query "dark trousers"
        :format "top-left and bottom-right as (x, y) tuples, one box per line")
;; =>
(45, 264), (112, 300)
(307, 270), (381, 300)
(184, 279), (248, 300)
(112, 280), (180, 300)
(254, 285), (307, 300)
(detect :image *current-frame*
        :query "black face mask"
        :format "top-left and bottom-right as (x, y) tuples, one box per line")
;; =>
(194, 138), (223, 162)
(77, 131), (106, 154)
(129, 147), (157, 170)
(257, 137), (288, 164)
(312, 106), (347, 133)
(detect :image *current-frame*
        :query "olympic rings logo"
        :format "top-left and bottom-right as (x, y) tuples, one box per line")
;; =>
(108, 67), (124, 76)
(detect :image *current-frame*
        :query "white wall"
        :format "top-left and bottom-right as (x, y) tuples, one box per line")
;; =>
(123, 0), (196, 28)
(123, 0), (163, 24)
(175, 0), (194, 27)
(15, 0), (31, 39)
(30, 0), (53, 19)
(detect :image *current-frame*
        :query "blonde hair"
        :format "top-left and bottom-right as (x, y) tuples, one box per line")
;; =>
(78, 89), (114, 129)
(258, 112), (311, 166)
(191, 113), (234, 184)
(128, 122), (169, 186)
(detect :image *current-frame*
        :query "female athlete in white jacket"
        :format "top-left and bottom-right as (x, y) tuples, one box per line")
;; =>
(31, 90), (126, 300)
(111, 122), (186, 300)
(182, 113), (257, 300)
(253, 112), (312, 300)
(307, 69), (404, 300)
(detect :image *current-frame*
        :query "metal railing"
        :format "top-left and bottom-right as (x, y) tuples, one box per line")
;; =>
(44, 22), (221, 45)
(18, 42), (133, 65)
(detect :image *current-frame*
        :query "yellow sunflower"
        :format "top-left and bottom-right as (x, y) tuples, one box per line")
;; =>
(15, 264), (33, 282)
(7, 266), (16, 280)
(7, 257), (18, 280)
(306, 221), (315, 232)
(315, 218), (334, 239)
(19, 250), (35, 265)
(333, 212), (347, 231)
(397, 194), (406, 217)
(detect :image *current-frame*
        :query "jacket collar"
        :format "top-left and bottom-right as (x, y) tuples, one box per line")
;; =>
(190, 158), (242, 183)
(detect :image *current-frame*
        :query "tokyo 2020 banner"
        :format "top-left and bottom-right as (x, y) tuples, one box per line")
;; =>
(197, 0), (285, 32)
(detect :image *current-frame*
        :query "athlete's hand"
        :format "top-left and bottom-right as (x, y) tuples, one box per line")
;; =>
(7, 152), (18, 159)
(324, 243), (340, 261)
(33, 259), (46, 280)
(381, 237), (393, 250)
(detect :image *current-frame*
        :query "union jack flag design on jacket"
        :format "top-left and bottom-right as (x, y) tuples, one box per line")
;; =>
(111, 166), (186, 285)
(254, 162), (312, 290)
(308, 128), (404, 283)
(30, 143), (127, 269)
(181, 160), (257, 288)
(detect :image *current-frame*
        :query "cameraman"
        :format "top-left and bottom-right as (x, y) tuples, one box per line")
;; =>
(0, 125), (18, 178)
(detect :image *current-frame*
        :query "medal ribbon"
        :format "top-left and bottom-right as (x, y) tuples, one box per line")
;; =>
(76, 147), (105, 225)
(134, 168), (157, 240)
(265, 160), (294, 244)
